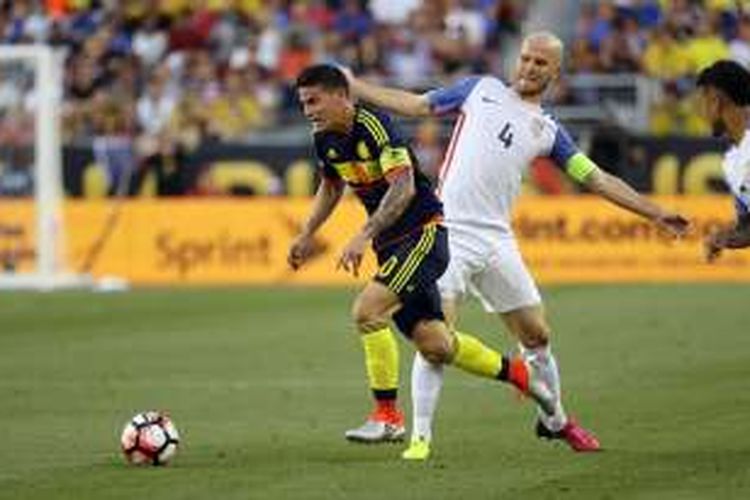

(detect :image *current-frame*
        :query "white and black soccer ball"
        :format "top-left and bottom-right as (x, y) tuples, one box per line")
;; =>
(120, 411), (180, 466)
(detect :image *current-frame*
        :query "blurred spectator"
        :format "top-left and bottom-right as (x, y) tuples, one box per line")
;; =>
(649, 82), (709, 136)
(570, 0), (750, 136)
(588, 1), (617, 51)
(661, 0), (702, 40)
(370, 0), (420, 25)
(91, 92), (138, 196)
(303, 0), (335, 31)
(0, 0), (535, 196)
(599, 14), (645, 72)
(684, 12), (729, 74)
(168, 92), (210, 151)
(207, 68), (263, 140)
(255, 5), (284, 71)
(333, 0), (374, 44)
(182, 48), (221, 103)
(132, 13), (168, 68)
(0, 105), (34, 196)
(384, 20), (434, 88)
(432, 0), (486, 73)
(137, 72), (179, 136)
(168, 3), (217, 51)
(485, 0), (525, 51)
(445, 0), (487, 51)
(412, 118), (443, 181)
(642, 26), (690, 82)
(729, 15), (750, 68)
(629, 0), (662, 29)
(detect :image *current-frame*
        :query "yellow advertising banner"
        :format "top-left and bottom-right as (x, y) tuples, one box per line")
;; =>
(1, 196), (749, 285)
(513, 196), (749, 283)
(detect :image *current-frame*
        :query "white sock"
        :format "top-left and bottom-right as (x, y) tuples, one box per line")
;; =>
(521, 343), (567, 432)
(411, 352), (444, 442)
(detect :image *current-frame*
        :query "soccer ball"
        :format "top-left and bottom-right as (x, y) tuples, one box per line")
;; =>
(120, 411), (180, 466)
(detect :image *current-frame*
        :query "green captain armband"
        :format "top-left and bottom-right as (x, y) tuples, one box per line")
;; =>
(565, 152), (599, 183)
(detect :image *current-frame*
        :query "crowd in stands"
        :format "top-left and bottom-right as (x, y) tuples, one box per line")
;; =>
(1, 0), (524, 138)
(569, 0), (750, 135)
(0, 0), (525, 195)
(1, 0), (747, 196)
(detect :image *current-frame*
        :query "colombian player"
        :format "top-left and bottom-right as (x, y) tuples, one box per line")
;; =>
(289, 64), (555, 446)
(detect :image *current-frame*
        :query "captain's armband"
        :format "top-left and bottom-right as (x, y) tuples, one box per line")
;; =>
(565, 153), (599, 183)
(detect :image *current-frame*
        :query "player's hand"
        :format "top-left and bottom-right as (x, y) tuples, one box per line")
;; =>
(288, 233), (315, 270)
(655, 212), (691, 238)
(704, 229), (726, 263)
(337, 232), (368, 277)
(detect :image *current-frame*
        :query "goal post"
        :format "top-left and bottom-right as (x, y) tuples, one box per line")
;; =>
(0, 45), (92, 290)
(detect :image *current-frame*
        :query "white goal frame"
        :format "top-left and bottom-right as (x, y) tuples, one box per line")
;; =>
(0, 45), (91, 290)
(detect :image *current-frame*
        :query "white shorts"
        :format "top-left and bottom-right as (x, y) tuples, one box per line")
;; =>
(438, 229), (541, 313)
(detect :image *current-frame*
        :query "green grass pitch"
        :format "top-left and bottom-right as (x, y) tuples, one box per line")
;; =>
(1, 285), (749, 499)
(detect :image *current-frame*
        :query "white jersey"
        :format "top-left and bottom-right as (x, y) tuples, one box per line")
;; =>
(427, 76), (581, 240)
(721, 128), (750, 221)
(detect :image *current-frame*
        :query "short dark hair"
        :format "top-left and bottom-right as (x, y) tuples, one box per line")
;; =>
(696, 60), (750, 106)
(296, 64), (348, 93)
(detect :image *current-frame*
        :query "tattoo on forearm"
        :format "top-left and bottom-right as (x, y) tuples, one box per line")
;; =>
(363, 170), (414, 237)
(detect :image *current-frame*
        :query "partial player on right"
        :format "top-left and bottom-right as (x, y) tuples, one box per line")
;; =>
(347, 31), (690, 460)
(695, 60), (750, 261)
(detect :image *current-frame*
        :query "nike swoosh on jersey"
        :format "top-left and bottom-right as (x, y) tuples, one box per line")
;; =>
(481, 95), (503, 106)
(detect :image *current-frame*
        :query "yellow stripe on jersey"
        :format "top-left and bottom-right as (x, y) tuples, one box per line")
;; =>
(389, 224), (436, 293)
(358, 116), (386, 147)
(331, 160), (383, 184)
(380, 146), (413, 176)
(358, 109), (390, 147)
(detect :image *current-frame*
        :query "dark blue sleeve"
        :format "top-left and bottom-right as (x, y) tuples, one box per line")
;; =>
(373, 111), (407, 148)
(426, 76), (481, 115)
(547, 124), (580, 170)
(313, 139), (341, 181)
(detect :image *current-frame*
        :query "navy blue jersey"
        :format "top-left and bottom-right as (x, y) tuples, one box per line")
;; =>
(313, 106), (442, 250)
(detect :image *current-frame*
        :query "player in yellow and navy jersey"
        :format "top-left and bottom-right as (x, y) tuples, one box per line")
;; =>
(315, 105), (443, 254)
(289, 64), (556, 452)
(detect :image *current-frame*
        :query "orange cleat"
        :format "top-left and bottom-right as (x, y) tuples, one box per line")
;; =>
(507, 355), (556, 416)
(344, 408), (406, 443)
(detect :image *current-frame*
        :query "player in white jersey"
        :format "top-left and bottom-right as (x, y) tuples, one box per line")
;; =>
(347, 32), (690, 460)
(696, 60), (750, 261)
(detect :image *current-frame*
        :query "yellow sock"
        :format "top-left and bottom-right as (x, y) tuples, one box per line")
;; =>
(361, 327), (399, 399)
(451, 331), (503, 379)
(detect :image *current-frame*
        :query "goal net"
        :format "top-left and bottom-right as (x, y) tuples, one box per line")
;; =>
(0, 45), (91, 290)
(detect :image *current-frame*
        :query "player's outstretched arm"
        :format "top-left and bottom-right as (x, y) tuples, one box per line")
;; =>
(583, 168), (690, 237)
(344, 70), (432, 118)
(288, 177), (344, 270)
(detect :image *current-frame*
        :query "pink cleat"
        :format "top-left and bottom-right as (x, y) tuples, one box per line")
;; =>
(536, 418), (601, 452)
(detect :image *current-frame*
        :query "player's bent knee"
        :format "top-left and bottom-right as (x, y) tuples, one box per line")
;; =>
(351, 283), (399, 334)
(351, 303), (389, 333)
(519, 324), (551, 348)
(415, 340), (451, 364)
(412, 324), (452, 364)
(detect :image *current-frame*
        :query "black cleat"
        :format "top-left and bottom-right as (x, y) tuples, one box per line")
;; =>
(535, 419), (564, 440)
